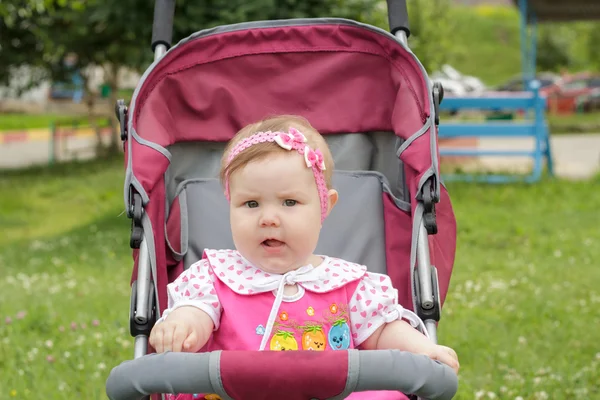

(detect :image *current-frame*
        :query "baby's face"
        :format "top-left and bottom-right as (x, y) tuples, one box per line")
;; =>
(228, 152), (323, 274)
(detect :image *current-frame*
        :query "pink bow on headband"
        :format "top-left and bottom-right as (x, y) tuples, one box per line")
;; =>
(273, 127), (307, 150)
(224, 126), (329, 223)
(304, 147), (326, 170)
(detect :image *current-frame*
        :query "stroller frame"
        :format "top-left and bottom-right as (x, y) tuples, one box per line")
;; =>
(121, 0), (444, 361)
(108, 1), (457, 399)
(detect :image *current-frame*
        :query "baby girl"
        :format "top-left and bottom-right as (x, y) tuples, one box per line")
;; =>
(149, 115), (459, 399)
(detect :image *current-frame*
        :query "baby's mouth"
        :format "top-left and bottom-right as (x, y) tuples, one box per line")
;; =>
(262, 239), (285, 247)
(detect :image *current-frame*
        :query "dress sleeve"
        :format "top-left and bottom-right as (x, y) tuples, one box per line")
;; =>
(348, 272), (428, 346)
(159, 259), (222, 329)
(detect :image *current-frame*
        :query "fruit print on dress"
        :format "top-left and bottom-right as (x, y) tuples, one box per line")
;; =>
(269, 329), (299, 351)
(328, 318), (351, 350)
(267, 303), (352, 351)
(300, 323), (326, 351)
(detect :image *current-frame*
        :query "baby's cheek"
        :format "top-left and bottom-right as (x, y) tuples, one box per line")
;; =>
(294, 220), (321, 253)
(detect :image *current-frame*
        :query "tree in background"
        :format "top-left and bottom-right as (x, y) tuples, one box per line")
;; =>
(535, 21), (600, 74)
(364, 0), (462, 74)
(405, 0), (462, 74)
(585, 23), (600, 72)
(0, 1), (50, 92)
(1, 0), (379, 150)
(536, 24), (575, 73)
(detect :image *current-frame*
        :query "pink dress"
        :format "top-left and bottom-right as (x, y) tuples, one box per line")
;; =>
(162, 249), (426, 400)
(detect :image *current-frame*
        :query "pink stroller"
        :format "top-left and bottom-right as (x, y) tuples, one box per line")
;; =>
(106, 0), (458, 399)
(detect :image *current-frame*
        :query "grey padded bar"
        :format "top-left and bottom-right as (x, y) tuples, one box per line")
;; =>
(106, 350), (457, 400)
(106, 352), (216, 400)
(177, 171), (389, 274)
(165, 132), (407, 209)
(328, 349), (361, 400)
(355, 350), (457, 400)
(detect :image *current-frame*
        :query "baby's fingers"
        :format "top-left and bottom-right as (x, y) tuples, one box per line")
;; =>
(430, 347), (459, 374)
(171, 325), (189, 353)
(159, 324), (179, 353)
(438, 352), (460, 374)
(441, 345), (459, 362)
(150, 326), (167, 353)
(183, 329), (201, 353)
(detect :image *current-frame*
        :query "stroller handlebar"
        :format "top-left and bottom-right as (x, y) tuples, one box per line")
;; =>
(150, 0), (410, 54)
(386, 0), (410, 37)
(106, 349), (458, 400)
(151, 0), (176, 52)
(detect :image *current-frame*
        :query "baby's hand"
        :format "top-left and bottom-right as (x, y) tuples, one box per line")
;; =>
(429, 345), (459, 374)
(149, 306), (214, 353)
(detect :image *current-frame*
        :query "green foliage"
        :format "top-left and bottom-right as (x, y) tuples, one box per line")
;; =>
(0, 0), (382, 100)
(585, 24), (600, 71)
(2, 1), (599, 95)
(535, 22), (595, 73)
(536, 29), (570, 72)
(0, 2), (49, 89)
(1, 157), (600, 398)
(403, 0), (463, 74)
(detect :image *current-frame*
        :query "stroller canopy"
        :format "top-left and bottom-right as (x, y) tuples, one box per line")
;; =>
(127, 18), (439, 205)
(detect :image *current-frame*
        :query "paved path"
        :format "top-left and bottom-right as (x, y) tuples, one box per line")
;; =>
(0, 132), (113, 169)
(1, 132), (599, 180)
(475, 134), (600, 180)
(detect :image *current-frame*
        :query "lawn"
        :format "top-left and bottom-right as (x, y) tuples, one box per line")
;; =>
(547, 111), (600, 134)
(0, 157), (599, 399)
(0, 114), (88, 131)
(0, 113), (113, 132)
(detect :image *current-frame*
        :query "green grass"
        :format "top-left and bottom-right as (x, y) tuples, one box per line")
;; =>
(442, 177), (600, 399)
(1, 160), (600, 399)
(0, 87), (133, 132)
(0, 156), (131, 399)
(548, 111), (600, 134)
(448, 5), (523, 87)
(0, 114), (90, 131)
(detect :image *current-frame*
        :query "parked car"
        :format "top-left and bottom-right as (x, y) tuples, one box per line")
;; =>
(430, 64), (487, 97)
(544, 73), (600, 114)
(495, 73), (560, 92)
(576, 87), (600, 113)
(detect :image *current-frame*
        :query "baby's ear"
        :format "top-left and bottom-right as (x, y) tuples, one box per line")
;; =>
(326, 189), (339, 216)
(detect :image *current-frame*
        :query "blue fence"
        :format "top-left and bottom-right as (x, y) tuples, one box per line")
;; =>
(437, 80), (553, 183)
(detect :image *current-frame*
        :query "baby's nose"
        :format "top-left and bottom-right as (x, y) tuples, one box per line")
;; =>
(259, 209), (280, 227)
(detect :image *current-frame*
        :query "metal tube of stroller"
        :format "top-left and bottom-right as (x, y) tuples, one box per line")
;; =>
(416, 220), (434, 310)
(386, 0), (411, 37)
(394, 30), (408, 46)
(154, 44), (168, 61)
(151, 0), (175, 56)
(135, 238), (151, 325)
(424, 320), (438, 344)
(134, 336), (148, 359)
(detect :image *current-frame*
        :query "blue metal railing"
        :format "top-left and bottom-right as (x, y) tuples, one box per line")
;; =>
(437, 80), (553, 183)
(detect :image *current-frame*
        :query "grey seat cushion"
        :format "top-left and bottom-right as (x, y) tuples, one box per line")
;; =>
(170, 171), (408, 275)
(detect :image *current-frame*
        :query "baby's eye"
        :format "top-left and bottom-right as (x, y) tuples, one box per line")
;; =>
(245, 200), (259, 208)
(283, 199), (297, 207)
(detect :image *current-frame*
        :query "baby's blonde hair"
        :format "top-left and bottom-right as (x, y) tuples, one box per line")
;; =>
(220, 115), (334, 188)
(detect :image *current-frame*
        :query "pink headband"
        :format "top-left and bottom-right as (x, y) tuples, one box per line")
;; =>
(224, 127), (329, 223)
